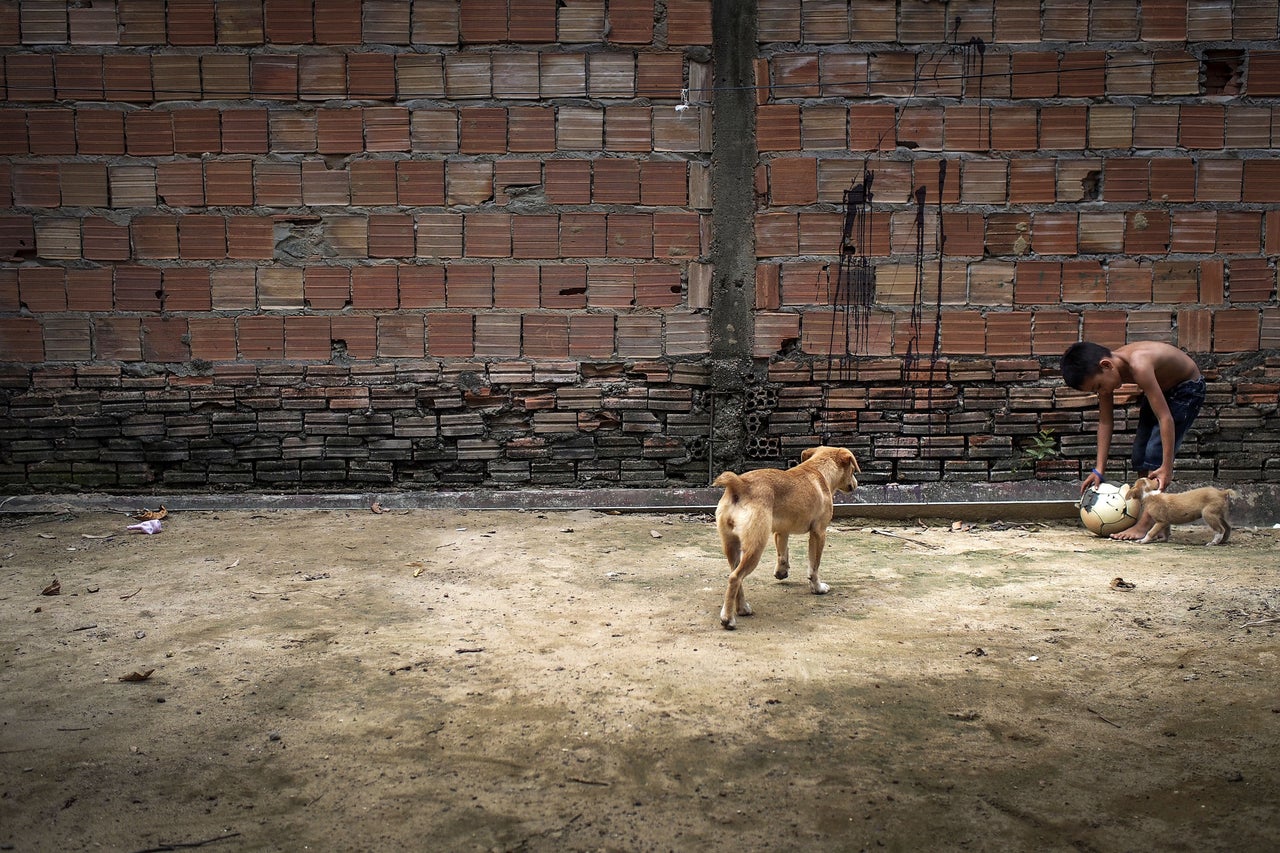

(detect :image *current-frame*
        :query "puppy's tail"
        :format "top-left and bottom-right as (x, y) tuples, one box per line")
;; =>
(1225, 489), (1241, 502)
(714, 471), (744, 502)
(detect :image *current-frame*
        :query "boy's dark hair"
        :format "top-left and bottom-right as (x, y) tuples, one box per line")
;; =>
(1061, 341), (1112, 390)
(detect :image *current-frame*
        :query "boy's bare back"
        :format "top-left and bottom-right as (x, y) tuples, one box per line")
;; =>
(1110, 341), (1201, 392)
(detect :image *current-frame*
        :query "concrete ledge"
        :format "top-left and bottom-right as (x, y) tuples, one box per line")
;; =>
(4, 482), (1276, 525)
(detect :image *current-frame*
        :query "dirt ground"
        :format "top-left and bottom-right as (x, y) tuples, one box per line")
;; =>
(1, 502), (1278, 853)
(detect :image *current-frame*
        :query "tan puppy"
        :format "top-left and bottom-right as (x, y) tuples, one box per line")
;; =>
(1124, 477), (1239, 545)
(713, 446), (860, 629)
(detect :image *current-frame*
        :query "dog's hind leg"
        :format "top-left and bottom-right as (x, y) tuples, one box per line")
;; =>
(773, 532), (790, 579)
(806, 528), (830, 594)
(1203, 509), (1230, 545)
(721, 545), (763, 630)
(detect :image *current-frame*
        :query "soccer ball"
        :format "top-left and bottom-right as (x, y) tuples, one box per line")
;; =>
(1079, 482), (1141, 536)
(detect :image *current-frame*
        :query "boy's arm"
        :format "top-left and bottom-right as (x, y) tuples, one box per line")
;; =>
(1137, 372), (1177, 489)
(1083, 391), (1115, 493)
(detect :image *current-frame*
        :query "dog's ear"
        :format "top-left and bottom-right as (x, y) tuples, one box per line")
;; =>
(843, 448), (861, 473)
(801, 447), (818, 462)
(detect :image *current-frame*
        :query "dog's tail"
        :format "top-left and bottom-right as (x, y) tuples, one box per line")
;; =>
(713, 471), (743, 502)
(1225, 489), (1241, 502)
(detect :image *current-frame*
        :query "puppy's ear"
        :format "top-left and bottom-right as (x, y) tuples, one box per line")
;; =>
(801, 447), (817, 462)
(843, 449), (861, 473)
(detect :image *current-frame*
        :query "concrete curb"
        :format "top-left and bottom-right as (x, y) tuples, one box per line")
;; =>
(4, 482), (1275, 525)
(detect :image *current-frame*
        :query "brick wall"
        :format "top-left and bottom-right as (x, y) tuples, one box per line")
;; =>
(0, 0), (1277, 494)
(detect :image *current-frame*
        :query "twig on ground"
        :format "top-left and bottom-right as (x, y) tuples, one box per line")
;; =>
(1087, 707), (1122, 728)
(129, 833), (241, 853)
(1239, 616), (1280, 628)
(871, 528), (940, 549)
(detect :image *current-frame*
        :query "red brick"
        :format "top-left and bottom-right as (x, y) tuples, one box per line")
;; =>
(757, 105), (802, 151)
(455, 107), (506, 154)
(607, 214), (653, 259)
(464, 213), (512, 258)
(7, 55), (55, 102)
(227, 216), (274, 259)
(324, 215), (368, 257)
(43, 317), (92, 362)
(1212, 309), (1260, 352)
(66, 268), (113, 311)
(315, 0), (361, 44)
(113, 266), (163, 312)
(267, 110), (317, 151)
(415, 212), (463, 258)
(492, 265), (540, 308)
(1149, 158), (1195, 202)
(352, 146), (401, 194)
(1152, 261), (1199, 303)
(1200, 259), (1225, 305)
(264, 0), (313, 43)
(769, 157), (818, 205)
(178, 215), (228, 260)
(378, 316), (425, 358)
(394, 160), (444, 205)
(154, 51), (204, 94)
(27, 109), (75, 155)
(592, 159), (640, 203)
(409, 108), (460, 153)
(1124, 209), (1170, 255)
(1175, 307), (1212, 352)
(560, 213), (607, 257)
(604, 106), (655, 153)
(203, 54), (250, 99)
(363, 0), (410, 45)
(17, 267), (65, 312)
(132, 215), (180, 259)
(301, 160), (350, 204)
(154, 161), (202, 207)
(80, 217), (127, 260)
(55, 56), (103, 101)
(221, 108), (268, 153)
(125, 110), (174, 155)
(162, 268), (213, 311)
(172, 108), (223, 155)
(345, 53), (394, 99)
(635, 264), (681, 308)
(445, 265), (493, 308)
(284, 316), (332, 360)
(508, 106), (556, 152)
(303, 267), (350, 310)
(102, 55), (150, 101)
(1217, 211), (1262, 253)
(258, 267), (303, 309)
(543, 264), (588, 308)
(169, 0), (217, 45)
(1226, 258), (1274, 303)
(205, 160), (254, 205)
(427, 314), (474, 358)
(1011, 53), (1058, 98)
(1014, 261), (1061, 305)
(0, 317), (44, 361)
(1081, 310), (1127, 349)
(317, 108), (364, 153)
(351, 266), (399, 309)
(116, 0), (164, 44)
(636, 53), (683, 99)
(360, 105), (408, 151)
(331, 316), (377, 358)
(1031, 212), (1078, 255)
(142, 317), (191, 362)
(238, 316), (285, 359)
(396, 265), (443, 309)
(512, 215), (559, 260)
(988, 106), (1039, 151)
(568, 314), (615, 358)
(74, 108), (124, 155)
(984, 312), (1032, 357)
(523, 315), (569, 359)
(368, 213), (415, 258)
(94, 317), (142, 361)
(11, 163), (59, 207)
(254, 162), (302, 206)
(1040, 106), (1087, 149)
(475, 314), (522, 358)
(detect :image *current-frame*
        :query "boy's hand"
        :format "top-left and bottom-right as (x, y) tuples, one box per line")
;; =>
(1080, 470), (1102, 494)
(1150, 467), (1171, 490)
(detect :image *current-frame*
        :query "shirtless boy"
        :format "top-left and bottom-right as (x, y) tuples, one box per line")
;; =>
(1061, 341), (1205, 541)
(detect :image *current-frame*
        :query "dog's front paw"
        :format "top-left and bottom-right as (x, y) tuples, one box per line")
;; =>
(720, 607), (735, 629)
(812, 581), (830, 595)
(774, 567), (789, 580)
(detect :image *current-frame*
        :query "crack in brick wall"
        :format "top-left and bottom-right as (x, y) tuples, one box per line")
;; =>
(0, 0), (1278, 493)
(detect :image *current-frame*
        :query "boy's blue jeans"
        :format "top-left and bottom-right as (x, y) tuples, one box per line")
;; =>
(1131, 377), (1206, 473)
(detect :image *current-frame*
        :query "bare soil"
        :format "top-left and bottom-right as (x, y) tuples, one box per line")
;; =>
(2, 505), (1278, 853)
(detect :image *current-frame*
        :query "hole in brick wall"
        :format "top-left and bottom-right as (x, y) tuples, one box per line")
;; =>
(1081, 170), (1100, 201)
(559, 287), (586, 296)
(331, 339), (348, 359)
(1202, 50), (1243, 96)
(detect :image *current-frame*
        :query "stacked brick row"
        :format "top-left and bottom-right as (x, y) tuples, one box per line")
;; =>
(1, 0), (1278, 493)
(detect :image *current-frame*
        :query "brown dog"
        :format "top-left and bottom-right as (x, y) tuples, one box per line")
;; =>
(1124, 477), (1239, 545)
(713, 446), (860, 629)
